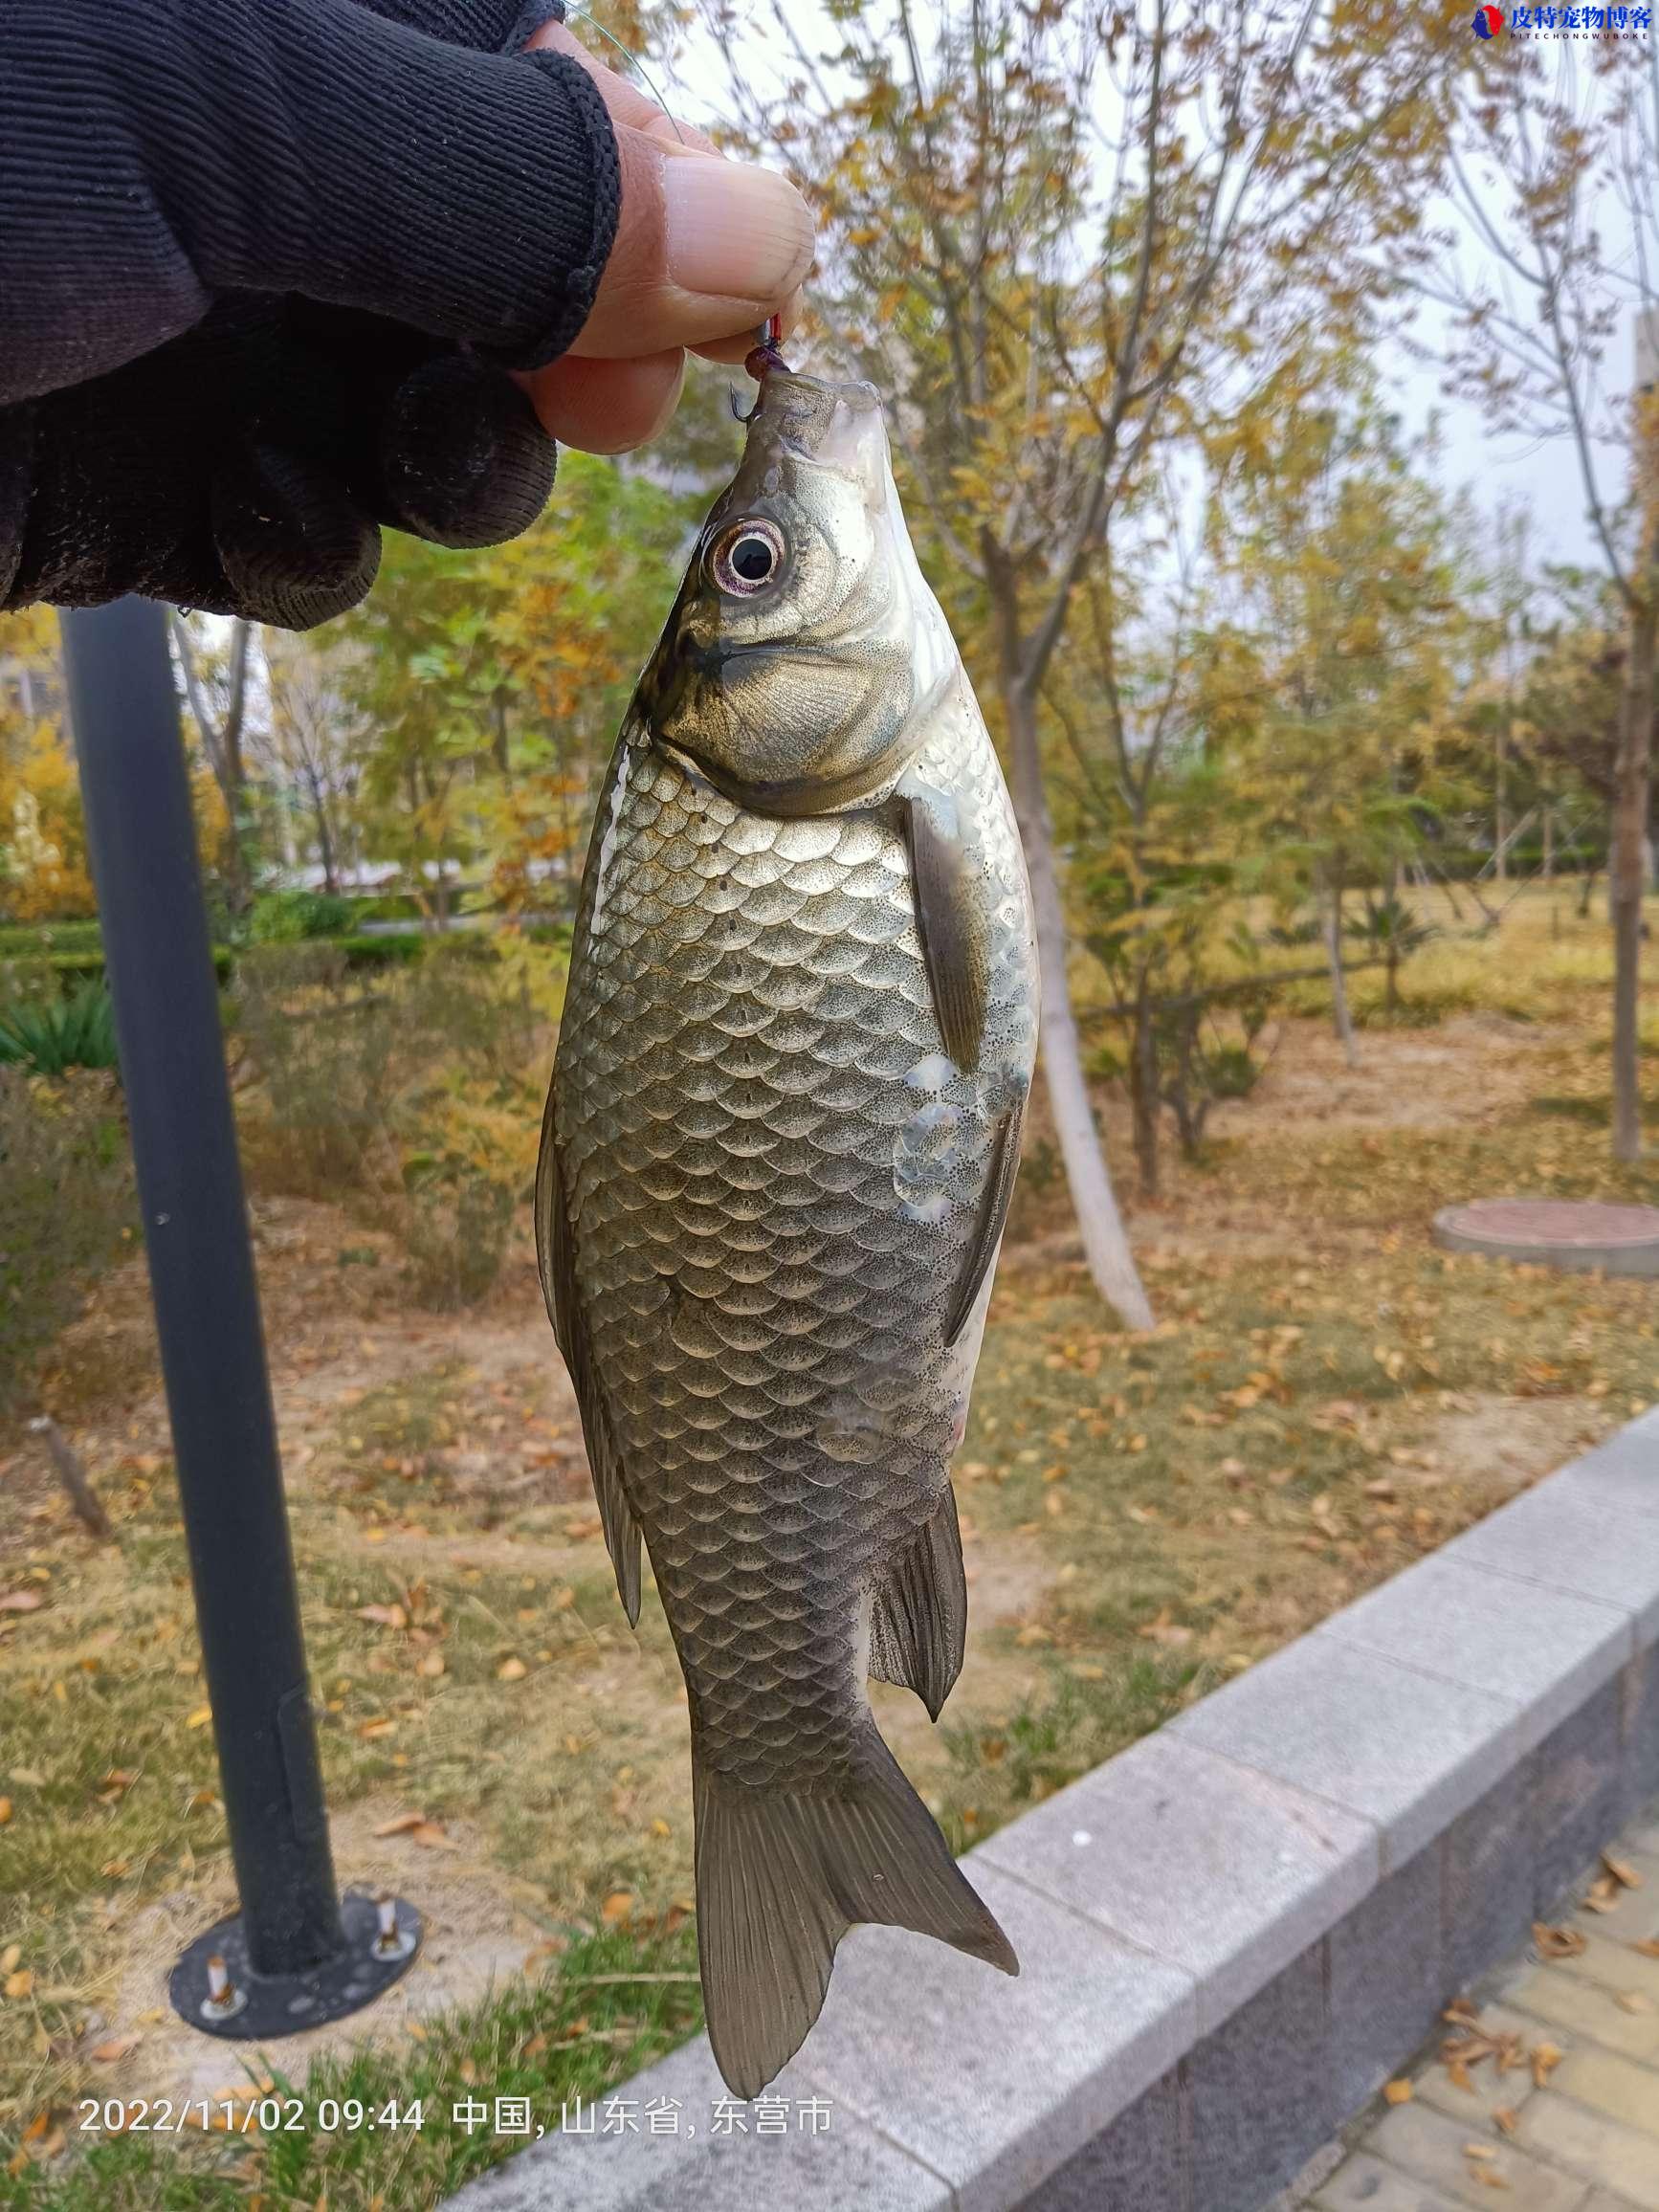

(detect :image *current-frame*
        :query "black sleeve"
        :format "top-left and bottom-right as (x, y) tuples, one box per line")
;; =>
(0, 0), (621, 406)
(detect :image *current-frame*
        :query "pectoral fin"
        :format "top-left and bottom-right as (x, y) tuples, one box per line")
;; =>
(898, 780), (991, 1073)
(535, 1086), (643, 1626)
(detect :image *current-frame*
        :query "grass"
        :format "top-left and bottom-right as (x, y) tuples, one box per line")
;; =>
(0, 1923), (701, 2212)
(1, 882), (1657, 2204)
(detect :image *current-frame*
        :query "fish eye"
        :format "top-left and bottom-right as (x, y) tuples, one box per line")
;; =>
(710, 519), (786, 598)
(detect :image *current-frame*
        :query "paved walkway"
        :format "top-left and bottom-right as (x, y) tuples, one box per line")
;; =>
(1293, 1797), (1659, 2211)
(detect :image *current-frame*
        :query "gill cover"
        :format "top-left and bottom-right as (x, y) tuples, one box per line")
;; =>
(644, 374), (959, 817)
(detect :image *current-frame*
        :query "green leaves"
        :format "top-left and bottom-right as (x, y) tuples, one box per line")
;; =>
(0, 984), (118, 1080)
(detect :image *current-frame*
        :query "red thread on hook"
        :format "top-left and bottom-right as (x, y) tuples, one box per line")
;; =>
(744, 313), (789, 383)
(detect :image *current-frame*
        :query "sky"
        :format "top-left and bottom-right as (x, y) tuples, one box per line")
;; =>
(612, 1), (1655, 586)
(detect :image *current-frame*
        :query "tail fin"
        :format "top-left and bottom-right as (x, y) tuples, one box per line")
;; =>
(694, 1726), (1018, 2099)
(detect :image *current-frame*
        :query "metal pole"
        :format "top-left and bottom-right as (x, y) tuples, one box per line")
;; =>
(61, 599), (419, 2037)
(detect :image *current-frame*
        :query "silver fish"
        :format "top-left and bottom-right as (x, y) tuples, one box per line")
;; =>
(537, 370), (1039, 2096)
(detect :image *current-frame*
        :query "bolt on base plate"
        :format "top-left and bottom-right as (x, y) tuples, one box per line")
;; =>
(169, 1889), (422, 2040)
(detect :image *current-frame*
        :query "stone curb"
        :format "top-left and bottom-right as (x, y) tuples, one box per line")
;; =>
(446, 1411), (1659, 2212)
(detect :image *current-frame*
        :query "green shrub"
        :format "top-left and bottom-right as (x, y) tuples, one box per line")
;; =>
(249, 889), (358, 942)
(0, 983), (119, 1077)
(231, 945), (404, 1195)
(399, 1161), (518, 1310)
(0, 919), (104, 959)
(231, 943), (543, 1249)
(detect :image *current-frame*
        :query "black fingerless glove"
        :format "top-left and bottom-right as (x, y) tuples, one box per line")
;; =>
(0, 0), (622, 628)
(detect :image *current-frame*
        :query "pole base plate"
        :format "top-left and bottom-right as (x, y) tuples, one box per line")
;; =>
(169, 1889), (422, 2040)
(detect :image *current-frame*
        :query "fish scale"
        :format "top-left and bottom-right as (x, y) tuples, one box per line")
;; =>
(559, 733), (996, 1789)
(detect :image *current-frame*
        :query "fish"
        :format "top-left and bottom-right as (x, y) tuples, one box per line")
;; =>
(536, 368), (1039, 2098)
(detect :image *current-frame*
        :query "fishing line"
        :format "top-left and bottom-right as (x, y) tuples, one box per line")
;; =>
(560, 6), (794, 397)
(561, 6), (691, 145)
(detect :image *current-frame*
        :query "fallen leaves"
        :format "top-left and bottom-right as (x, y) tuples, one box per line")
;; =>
(8, 2111), (65, 2171)
(372, 1810), (456, 1850)
(1137, 1611), (1195, 1649)
(497, 1656), (528, 1682)
(1583, 1853), (1645, 1913)
(356, 1603), (408, 1630)
(0, 1591), (43, 1613)
(1533, 1922), (1586, 1961)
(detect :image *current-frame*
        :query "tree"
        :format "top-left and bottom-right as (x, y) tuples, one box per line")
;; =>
(474, 452), (697, 917)
(695, 0), (1466, 1326)
(1205, 398), (1465, 1066)
(339, 538), (493, 929)
(1517, 575), (1630, 912)
(1433, 39), (1659, 1159)
(0, 610), (93, 921)
(339, 451), (693, 924)
(170, 615), (254, 914)
(260, 631), (365, 893)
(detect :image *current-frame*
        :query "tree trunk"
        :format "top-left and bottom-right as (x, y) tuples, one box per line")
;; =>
(307, 766), (338, 896)
(29, 1416), (113, 1540)
(1610, 589), (1656, 1162)
(1005, 682), (1154, 1330)
(1543, 807), (1555, 884)
(493, 688), (512, 782)
(171, 615), (254, 915)
(1322, 869), (1359, 1068)
(1129, 983), (1160, 1202)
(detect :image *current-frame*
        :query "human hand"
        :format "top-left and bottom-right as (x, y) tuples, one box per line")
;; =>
(0, 0), (813, 629)
(519, 21), (813, 456)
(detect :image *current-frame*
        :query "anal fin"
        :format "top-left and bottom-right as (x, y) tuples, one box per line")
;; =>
(869, 1487), (966, 1720)
(944, 1098), (1024, 1348)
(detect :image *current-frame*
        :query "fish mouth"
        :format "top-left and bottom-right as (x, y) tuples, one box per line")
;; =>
(747, 371), (885, 464)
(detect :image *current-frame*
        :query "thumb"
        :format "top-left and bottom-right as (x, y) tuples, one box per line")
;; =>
(566, 133), (815, 361)
(528, 24), (813, 363)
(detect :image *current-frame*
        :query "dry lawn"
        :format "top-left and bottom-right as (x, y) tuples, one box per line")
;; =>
(1, 883), (1656, 2206)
